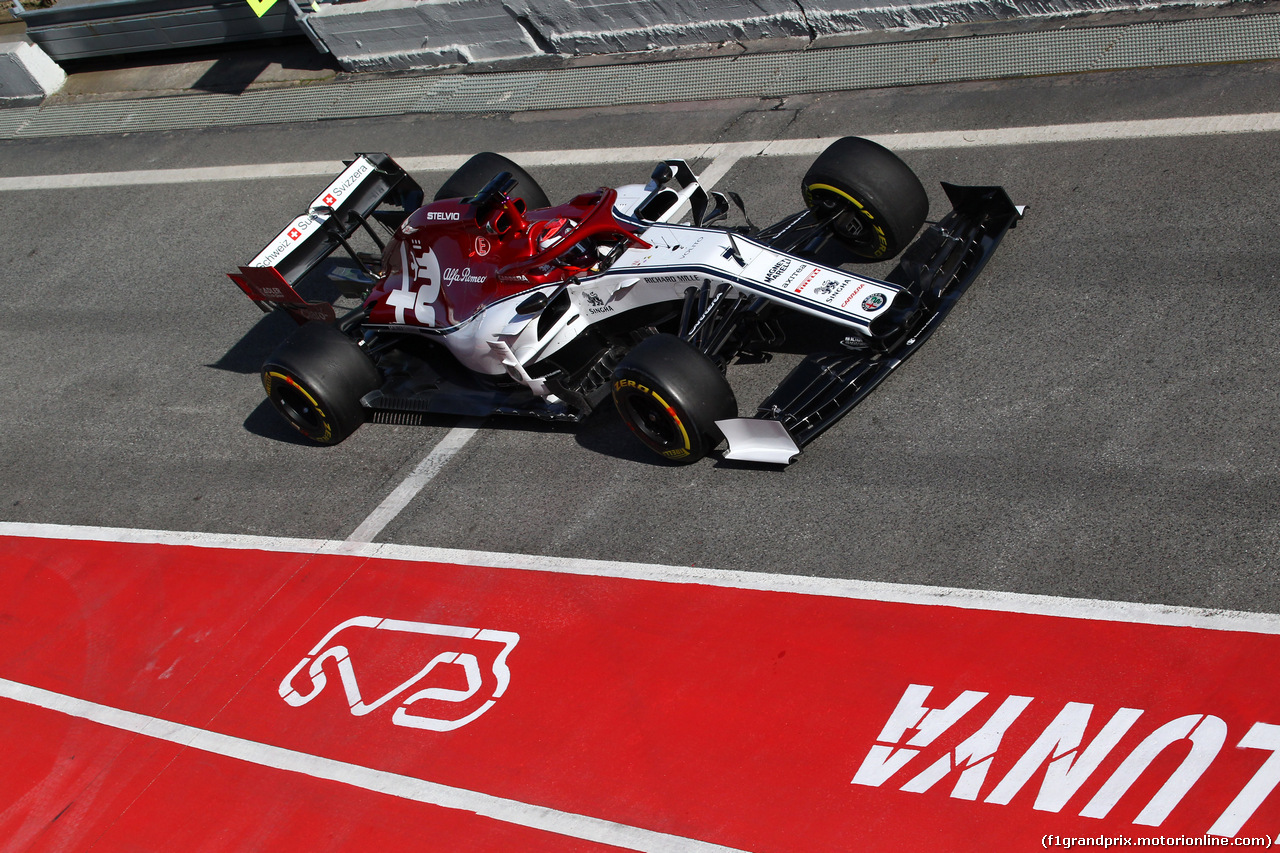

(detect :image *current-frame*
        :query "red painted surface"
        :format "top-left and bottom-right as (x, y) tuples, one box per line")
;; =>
(2, 533), (1279, 851)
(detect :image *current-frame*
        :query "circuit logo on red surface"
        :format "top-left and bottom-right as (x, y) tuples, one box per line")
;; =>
(278, 616), (520, 732)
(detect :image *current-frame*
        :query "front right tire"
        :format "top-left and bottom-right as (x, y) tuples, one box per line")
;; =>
(802, 136), (929, 261)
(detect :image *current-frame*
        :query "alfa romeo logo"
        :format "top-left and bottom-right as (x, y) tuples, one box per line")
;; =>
(862, 293), (887, 312)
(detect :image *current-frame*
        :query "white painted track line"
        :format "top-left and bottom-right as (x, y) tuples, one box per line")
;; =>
(0, 677), (747, 853)
(2, 112), (1279, 192)
(346, 419), (484, 543)
(5, 521), (1280, 635)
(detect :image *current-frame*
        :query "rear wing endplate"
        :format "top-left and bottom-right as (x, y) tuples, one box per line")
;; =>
(228, 152), (422, 324)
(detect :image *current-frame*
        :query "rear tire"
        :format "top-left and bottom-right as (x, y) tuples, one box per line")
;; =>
(261, 323), (380, 445)
(612, 334), (737, 464)
(434, 152), (551, 210)
(802, 136), (929, 261)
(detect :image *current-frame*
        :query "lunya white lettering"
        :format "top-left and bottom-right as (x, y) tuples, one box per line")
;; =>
(852, 683), (1280, 838)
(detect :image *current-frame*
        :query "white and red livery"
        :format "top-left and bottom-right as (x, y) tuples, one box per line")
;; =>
(231, 142), (1022, 465)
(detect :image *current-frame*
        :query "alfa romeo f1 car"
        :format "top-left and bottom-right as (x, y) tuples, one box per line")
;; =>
(229, 139), (1021, 465)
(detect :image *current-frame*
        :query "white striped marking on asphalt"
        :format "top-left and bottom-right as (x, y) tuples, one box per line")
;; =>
(0, 676), (747, 853)
(1, 112), (1278, 192)
(6, 521), (1280, 635)
(346, 419), (484, 542)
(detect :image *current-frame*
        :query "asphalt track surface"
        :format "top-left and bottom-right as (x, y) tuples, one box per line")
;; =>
(3, 58), (1278, 612)
(2, 44), (1280, 851)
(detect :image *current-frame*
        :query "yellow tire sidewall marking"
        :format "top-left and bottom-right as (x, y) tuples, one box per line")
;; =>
(264, 371), (333, 443)
(613, 378), (692, 458)
(647, 388), (691, 459)
(805, 182), (889, 257)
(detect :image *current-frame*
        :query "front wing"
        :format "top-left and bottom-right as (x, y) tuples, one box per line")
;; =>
(717, 183), (1024, 465)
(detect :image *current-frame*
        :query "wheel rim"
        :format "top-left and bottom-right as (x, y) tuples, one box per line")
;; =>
(618, 388), (692, 456)
(621, 392), (677, 447)
(806, 184), (889, 258)
(277, 385), (322, 432)
(266, 370), (331, 441)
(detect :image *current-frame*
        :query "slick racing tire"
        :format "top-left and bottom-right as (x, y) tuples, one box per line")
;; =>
(261, 322), (380, 445)
(802, 136), (929, 261)
(612, 334), (737, 464)
(434, 152), (551, 210)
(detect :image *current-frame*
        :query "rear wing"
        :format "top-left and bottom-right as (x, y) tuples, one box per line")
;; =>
(228, 152), (422, 325)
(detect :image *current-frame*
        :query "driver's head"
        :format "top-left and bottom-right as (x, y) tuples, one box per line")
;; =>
(533, 218), (575, 250)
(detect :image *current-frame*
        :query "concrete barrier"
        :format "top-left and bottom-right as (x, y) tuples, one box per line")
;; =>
(305, 0), (541, 69)
(306, 0), (1238, 72)
(506, 0), (811, 55)
(0, 40), (65, 104)
(794, 0), (1221, 37)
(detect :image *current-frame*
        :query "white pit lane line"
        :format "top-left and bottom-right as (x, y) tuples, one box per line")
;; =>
(345, 419), (484, 543)
(8, 523), (1280, 634)
(2, 113), (1280, 192)
(0, 676), (747, 853)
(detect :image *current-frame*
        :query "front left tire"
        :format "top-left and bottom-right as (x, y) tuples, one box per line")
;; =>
(434, 152), (551, 210)
(611, 334), (737, 464)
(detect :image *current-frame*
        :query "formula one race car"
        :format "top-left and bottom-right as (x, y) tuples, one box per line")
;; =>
(229, 140), (1021, 465)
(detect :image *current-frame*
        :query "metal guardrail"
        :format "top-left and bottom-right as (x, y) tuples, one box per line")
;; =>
(12, 0), (302, 61)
